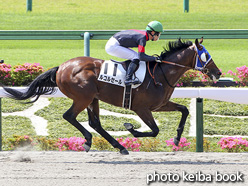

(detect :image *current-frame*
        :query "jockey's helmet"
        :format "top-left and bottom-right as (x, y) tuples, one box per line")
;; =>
(146, 21), (163, 33)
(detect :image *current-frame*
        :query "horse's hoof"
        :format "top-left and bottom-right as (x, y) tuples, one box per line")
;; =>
(84, 144), (91, 152)
(124, 123), (133, 130)
(120, 149), (129, 155)
(173, 137), (179, 146)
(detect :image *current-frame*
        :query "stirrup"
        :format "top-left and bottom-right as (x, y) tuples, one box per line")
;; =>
(132, 78), (141, 85)
(124, 79), (133, 86)
(124, 78), (141, 86)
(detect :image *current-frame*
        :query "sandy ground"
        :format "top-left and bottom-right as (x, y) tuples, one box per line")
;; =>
(0, 151), (247, 186)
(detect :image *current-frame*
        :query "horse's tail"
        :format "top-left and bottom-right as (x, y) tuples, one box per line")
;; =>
(3, 66), (59, 103)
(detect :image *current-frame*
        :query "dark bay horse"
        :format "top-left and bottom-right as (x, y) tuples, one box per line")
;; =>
(2, 38), (221, 155)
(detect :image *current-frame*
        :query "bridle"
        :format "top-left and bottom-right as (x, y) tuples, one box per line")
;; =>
(162, 44), (213, 71)
(148, 44), (213, 88)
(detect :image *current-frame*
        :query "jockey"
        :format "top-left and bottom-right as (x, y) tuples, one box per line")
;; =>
(105, 21), (163, 86)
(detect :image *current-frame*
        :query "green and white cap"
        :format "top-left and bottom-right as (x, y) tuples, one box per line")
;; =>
(146, 21), (163, 32)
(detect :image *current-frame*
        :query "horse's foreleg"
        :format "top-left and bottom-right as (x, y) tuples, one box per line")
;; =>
(87, 99), (129, 155)
(155, 101), (189, 146)
(124, 109), (159, 137)
(63, 103), (92, 152)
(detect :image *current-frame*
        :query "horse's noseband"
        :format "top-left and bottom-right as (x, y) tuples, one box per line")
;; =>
(200, 60), (214, 75)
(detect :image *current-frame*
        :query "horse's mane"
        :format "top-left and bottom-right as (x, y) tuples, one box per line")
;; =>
(160, 39), (192, 59)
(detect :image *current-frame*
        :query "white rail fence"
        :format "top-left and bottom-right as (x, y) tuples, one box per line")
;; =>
(0, 87), (247, 103)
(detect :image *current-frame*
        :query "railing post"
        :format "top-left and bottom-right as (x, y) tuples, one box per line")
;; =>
(0, 98), (2, 151)
(196, 98), (203, 152)
(27, 0), (32, 12)
(183, 0), (189, 13)
(84, 32), (90, 57)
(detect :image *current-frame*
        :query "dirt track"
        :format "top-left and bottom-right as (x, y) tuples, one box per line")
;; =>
(0, 151), (247, 186)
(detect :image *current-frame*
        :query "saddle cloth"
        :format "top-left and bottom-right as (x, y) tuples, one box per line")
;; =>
(97, 60), (146, 88)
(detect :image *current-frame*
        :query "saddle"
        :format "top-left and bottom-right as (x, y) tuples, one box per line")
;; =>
(98, 59), (147, 109)
(98, 59), (145, 88)
(110, 59), (157, 76)
(110, 59), (140, 72)
(121, 60), (159, 109)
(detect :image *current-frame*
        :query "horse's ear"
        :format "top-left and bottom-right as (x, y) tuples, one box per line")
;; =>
(195, 38), (201, 49)
(199, 37), (203, 44)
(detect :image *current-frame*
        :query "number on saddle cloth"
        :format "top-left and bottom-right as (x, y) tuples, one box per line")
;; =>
(97, 60), (146, 88)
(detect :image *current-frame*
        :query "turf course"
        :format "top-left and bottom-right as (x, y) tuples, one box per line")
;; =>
(0, 0), (247, 73)
(0, 0), (247, 30)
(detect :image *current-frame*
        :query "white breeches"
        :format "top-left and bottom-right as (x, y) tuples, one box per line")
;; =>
(105, 37), (139, 60)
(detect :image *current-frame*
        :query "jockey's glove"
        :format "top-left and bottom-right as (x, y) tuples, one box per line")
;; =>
(155, 56), (162, 63)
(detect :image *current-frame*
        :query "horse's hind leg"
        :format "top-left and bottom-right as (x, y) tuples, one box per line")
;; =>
(87, 99), (129, 155)
(63, 102), (93, 152)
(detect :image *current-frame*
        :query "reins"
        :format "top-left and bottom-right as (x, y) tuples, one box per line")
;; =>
(147, 62), (161, 86)
(160, 60), (193, 69)
(147, 45), (214, 88)
(147, 51), (198, 88)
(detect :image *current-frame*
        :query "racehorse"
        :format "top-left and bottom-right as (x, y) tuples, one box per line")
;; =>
(2, 38), (221, 155)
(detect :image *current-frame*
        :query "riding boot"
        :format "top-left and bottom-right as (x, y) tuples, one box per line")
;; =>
(124, 60), (141, 86)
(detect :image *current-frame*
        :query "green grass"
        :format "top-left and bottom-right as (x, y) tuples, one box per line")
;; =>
(1, 39), (247, 73)
(2, 116), (36, 137)
(2, 98), (32, 112)
(204, 99), (248, 116)
(0, 0), (247, 73)
(203, 99), (248, 136)
(0, 0), (247, 30)
(2, 115), (37, 150)
(204, 116), (248, 135)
